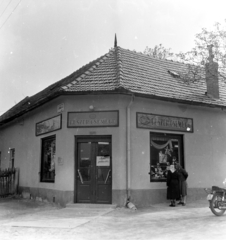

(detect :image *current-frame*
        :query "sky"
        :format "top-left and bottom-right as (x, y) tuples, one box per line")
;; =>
(0, 0), (226, 114)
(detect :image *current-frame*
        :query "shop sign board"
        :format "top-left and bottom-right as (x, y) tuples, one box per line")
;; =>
(36, 114), (62, 136)
(137, 112), (193, 132)
(68, 111), (119, 128)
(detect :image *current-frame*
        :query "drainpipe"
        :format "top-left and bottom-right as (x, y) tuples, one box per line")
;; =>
(126, 94), (134, 204)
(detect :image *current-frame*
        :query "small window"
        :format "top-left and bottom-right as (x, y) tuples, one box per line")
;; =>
(40, 136), (56, 182)
(9, 149), (15, 169)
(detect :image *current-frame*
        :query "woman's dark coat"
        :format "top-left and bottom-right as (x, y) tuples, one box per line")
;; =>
(166, 170), (180, 200)
(178, 168), (188, 197)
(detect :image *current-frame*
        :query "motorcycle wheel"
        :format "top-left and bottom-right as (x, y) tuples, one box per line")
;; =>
(210, 193), (226, 216)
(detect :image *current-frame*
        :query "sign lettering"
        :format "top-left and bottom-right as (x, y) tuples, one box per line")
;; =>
(137, 113), (193, 132)
(68, 111), (119, 127)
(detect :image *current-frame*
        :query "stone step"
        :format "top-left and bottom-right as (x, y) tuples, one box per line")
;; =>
(66, 203), (116, 209)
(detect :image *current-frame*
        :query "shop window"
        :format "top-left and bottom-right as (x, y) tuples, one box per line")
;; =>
(9, 148), (15, 169)
(150, 132), (184, 182)
(40, 136), (56, 182)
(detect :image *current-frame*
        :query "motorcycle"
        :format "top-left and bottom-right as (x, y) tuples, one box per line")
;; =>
(205, 186), (226, 216)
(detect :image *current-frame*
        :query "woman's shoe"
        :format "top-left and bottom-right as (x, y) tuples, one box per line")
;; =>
(182, 203), (186, 206)
(178, 202), (183, 205)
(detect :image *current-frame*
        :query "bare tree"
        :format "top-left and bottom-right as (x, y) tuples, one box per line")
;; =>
(144, 44), (174, 60)
(144, 20), (226, 83)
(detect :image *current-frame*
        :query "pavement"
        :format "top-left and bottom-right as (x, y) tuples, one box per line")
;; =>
(0, 196), (226, 240)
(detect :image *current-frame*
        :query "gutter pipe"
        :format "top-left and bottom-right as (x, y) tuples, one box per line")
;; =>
(126, 94), (134, 205)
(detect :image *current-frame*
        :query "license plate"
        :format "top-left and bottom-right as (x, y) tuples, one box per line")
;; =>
(207, 194), (213, 201)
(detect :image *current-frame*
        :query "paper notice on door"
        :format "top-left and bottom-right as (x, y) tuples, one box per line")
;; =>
(96, 156), (110, 166)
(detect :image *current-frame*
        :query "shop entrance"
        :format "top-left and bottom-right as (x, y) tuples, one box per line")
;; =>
(75, 136), (112, 204)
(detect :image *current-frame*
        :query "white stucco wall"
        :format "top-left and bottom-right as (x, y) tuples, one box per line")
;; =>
(129, 96), (226, 191)
(1, 93), (226, 199)
(0, 94), (129, 193)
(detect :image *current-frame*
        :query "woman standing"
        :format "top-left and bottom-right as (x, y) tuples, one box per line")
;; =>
(167, 165), (180, 207)
(176, 164), (188, 206)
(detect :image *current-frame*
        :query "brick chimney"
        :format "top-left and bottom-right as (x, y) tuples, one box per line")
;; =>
(205, 44), (219, 99)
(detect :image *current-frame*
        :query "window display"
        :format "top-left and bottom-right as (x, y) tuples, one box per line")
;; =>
(150, 133), (183, 182)
(40, 135), (56, 182)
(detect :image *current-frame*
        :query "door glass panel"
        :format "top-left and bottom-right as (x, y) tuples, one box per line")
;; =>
(96, 142), (111, 183)
(97, 142), (110, 156)
(97, 168), (111, 182)
(79, 143), (91, 181)
(96, 142), (110, 167)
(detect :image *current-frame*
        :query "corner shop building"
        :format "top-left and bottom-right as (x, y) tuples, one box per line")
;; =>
(1, 46), (226, 207)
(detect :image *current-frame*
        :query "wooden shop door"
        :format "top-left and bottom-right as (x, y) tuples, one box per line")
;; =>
(75, 136), (112, 204)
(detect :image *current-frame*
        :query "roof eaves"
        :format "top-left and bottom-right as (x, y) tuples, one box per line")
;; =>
(0, 91), (61, 127)
(60, 88), (132, 96)
(132, 91), (226, 109)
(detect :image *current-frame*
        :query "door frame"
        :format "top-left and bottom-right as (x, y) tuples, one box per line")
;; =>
(74, 135), (112, 203)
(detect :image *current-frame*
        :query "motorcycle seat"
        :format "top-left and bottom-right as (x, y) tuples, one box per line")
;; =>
(212, 186), (226, 192)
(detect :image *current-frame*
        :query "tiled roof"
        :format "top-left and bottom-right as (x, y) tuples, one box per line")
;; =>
(62, 47), (226, 105)
(1, 46), (226, 126)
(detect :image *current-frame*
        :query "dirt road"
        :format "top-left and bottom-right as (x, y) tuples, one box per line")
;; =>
(0, 197), (225, 240)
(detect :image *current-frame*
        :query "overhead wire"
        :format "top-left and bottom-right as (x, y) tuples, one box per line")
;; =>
(0, 0), (5, 9)
(0, 0), (22, 31)
(0, 0), (23, 114)
(0, 0), (13, 19)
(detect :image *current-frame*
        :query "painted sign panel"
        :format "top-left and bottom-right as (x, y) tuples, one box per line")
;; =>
(96, 156), (110, 166)
(137, 112), (193, 132)
(36, 114), (62, 136)
(68, 111), (119, 128)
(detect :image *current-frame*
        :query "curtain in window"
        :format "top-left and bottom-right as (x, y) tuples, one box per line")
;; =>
(151, 140), (172, 150)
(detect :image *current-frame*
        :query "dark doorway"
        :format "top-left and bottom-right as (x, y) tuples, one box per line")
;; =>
(75, 136), (112, 204)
